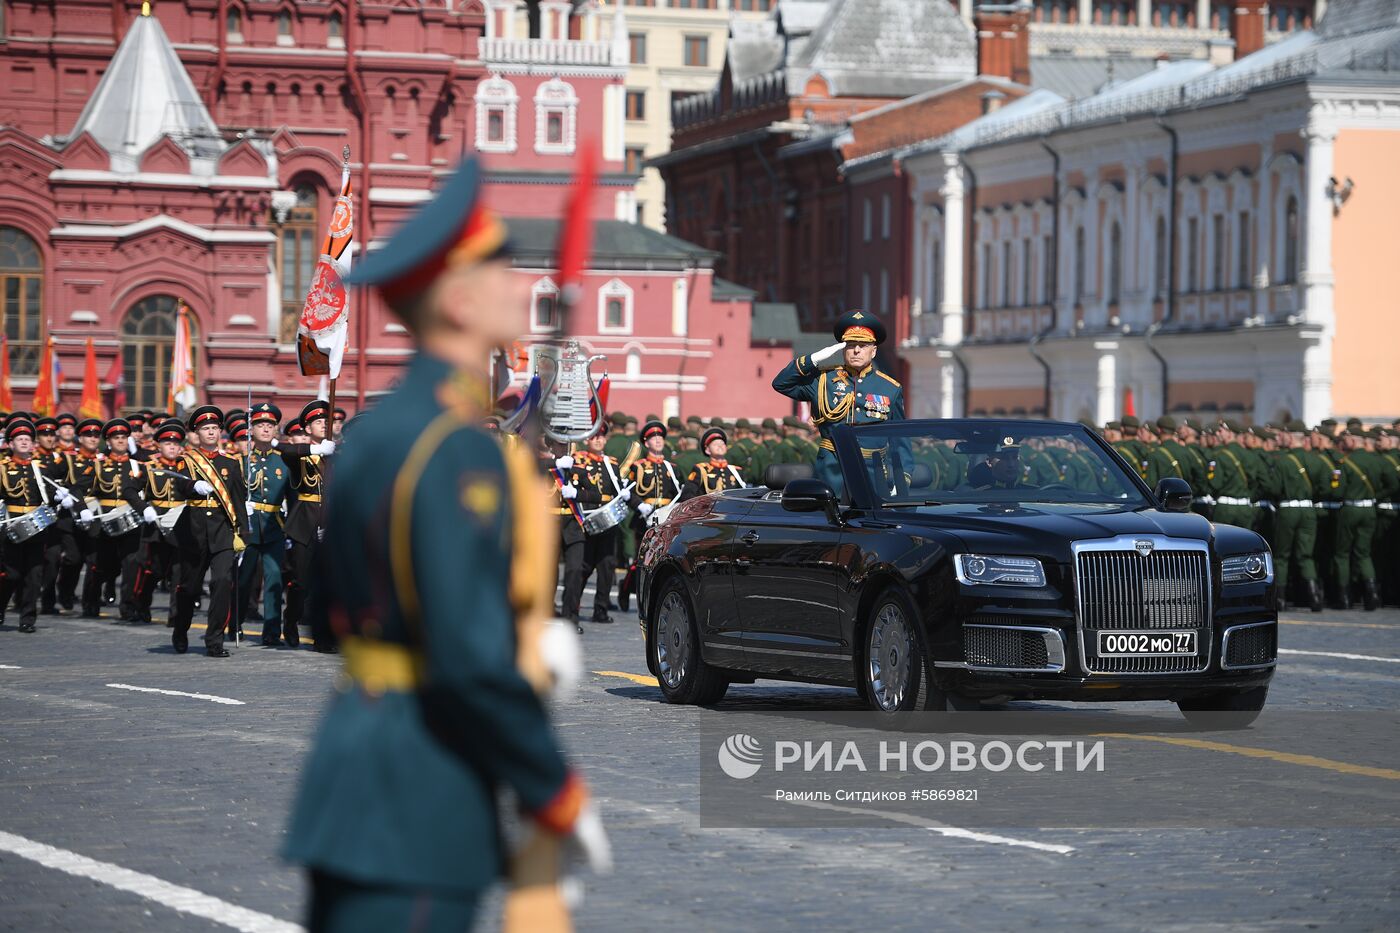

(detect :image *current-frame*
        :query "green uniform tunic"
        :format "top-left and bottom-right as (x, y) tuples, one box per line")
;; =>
(284, 353), (577, 897)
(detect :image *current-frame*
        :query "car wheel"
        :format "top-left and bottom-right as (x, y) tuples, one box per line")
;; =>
(1177, 685), (1268, 729)
(862, 589), (940, 712)
(651, 579), (728, 706)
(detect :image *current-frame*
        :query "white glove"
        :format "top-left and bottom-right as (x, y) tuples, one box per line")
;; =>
(555, 455), (574, 471)
(142, 506), (158, 524)
(79, 509), (94, 523)
(193, 480), (214, 496)
(637, 502), (654, 517)
(616, 483), (633, 503)
(270, 438), (279, 447)
(285, 538), (294, 551)
(127, 436), (137, 454)
(565, 800), (613, 875)
(810, 341), (847, 368)
(311, 440), (336, 455)
(245, 502), (255, 516)
(316, 526), (325, 542)
(538, 619), (583, 703)
(559, 484), (578, 500)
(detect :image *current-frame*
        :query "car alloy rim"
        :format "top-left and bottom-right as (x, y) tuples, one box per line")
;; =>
(868, 602), (912, 711)
(655, 591), (690, 689)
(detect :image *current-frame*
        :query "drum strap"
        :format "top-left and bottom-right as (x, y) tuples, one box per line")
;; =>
(662, 461), (681, 503)
(726, 464), (748, 489)
(602, 455), (623, 497)
(31, 463), (50, 506)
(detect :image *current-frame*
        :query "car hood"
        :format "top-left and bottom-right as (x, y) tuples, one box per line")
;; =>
(886, 505), (1263, 559)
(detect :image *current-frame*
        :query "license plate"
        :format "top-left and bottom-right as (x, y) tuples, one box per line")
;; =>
(1097, 630), (1197, 657)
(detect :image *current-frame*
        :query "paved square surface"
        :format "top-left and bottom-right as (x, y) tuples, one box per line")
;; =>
(1, 591), (1397, 931)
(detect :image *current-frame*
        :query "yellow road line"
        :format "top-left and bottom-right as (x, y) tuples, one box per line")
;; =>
(1280, 619), (1397, 630)
(1096, 733), (1400, 781)
(594, 670), (655, 686)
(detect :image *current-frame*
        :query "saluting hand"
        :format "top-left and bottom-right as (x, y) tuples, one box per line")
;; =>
(810, 341), (847, 369)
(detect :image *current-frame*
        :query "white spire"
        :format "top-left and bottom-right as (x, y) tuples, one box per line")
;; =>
(61, 8), (223, 172)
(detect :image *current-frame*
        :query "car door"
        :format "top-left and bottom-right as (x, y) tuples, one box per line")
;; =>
(732, 502), (847, 678)
(681, 496), (753, 663)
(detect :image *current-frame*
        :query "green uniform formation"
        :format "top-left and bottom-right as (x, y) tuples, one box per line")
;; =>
(1093, 414), (1400, 612)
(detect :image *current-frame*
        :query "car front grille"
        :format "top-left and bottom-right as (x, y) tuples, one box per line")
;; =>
(1075, 543), (1211, 674)
(1223, 622), (1277, 669)
(963, 625), (1052, 671)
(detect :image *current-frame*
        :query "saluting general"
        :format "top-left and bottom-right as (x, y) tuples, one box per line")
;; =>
(771, 309), (904, 493)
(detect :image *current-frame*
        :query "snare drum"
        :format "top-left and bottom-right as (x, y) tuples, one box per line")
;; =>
(581, 496), (630, 536)
(98, 505), (141, 537)
(3, 505), (57, 544)
(647, 501), (678, 528)
(156, 504), (186, 541)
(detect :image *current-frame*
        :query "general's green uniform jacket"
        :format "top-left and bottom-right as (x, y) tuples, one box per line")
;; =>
(284, 353), (575, 894)
(771, 355), (905, 493)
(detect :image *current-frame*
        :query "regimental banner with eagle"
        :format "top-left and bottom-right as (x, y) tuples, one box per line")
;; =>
(297, 153), (354, 379)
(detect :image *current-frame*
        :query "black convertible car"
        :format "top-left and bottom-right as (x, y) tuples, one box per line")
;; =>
(636, 419), (1277, 722)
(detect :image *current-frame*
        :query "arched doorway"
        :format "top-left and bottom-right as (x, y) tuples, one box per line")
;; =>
(1, 226), (44, 376)
(121, 296), (200, 412)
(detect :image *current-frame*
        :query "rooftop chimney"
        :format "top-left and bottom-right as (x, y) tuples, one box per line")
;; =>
(975, 2), (1031, 86)
(981, 89), (1007, 114)
(1231, 0), (1269, 61)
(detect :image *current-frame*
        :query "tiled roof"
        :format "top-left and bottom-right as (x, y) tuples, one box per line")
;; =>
(1030, 56), (1158, 101)
(505, 219), (718, 269)
(791, 0), (976, 97)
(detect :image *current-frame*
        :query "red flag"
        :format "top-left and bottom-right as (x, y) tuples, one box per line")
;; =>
(555, 140), (597, 308)
(298, 154), (353, 378)
(0, 335), (13, 411)
(79, 338), (103, 420)
(1122, 387), (1136, 419)
(168, 300), (197, 413)
(104, 346), (126, 416)
(32, 336), (55, 417)
(590, 374), (610, 426)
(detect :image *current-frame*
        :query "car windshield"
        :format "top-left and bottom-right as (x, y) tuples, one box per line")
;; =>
(842, 420), (1151, 509)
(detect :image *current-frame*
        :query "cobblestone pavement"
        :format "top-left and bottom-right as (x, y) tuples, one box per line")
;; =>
(1, 592), (1397, 932)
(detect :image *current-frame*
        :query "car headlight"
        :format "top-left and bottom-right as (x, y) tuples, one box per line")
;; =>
(953, 554), (1047, 587)
(1221, 552), (1273, 584)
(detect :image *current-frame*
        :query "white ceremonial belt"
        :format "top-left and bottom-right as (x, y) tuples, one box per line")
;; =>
(1378, 502), (1398, 511)
(1343, 499), (1376, 507)
(1216, 496), (1252, 506)
(1278, 500), (1314, 508)
(1193, 496), (1215, 505)
(1317, 502), (1343, 510)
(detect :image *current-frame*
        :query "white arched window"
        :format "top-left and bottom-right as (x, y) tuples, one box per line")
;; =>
(598, 278), (633, 334)
(475, 74), (518, 153)
(534, 77), (578, 155)
(531, 277), (560, 333)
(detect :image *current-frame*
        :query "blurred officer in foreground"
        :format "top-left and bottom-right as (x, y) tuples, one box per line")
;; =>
(284, 158), (609, 932)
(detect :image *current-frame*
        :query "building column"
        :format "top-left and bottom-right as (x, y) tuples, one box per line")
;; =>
(1137, 0), (1151, 27)
(1253, 143), (1273, 317)
(939, 152), (966, 345)
(937, 349), (964, 418)
(1299, 120), (1336, 330)
(1095, 340), (1119, 425)
(1196, 0), (1210, 29)
(1079, 0), (1093, 26)
(1300, 336), (1333, 425)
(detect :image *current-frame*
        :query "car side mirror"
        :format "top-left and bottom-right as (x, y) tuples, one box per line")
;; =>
(1155, 477), (1192, 513)
(782, 478), (841, 523)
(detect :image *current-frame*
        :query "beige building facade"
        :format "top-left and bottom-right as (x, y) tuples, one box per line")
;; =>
(603, 0), (772, 230)
(899, 0), (1400, 426)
